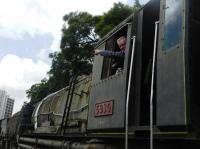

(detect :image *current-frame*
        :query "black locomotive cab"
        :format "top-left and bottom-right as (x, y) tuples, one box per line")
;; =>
(88, 18), (133, 130)
(88, 0), (200, 135)
(88, 0), (161, 131)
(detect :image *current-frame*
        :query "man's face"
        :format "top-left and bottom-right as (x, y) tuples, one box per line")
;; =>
(118, 39), (126, 51)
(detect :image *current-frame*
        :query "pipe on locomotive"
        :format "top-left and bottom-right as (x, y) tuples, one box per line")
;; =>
(19, 137), (106, 149)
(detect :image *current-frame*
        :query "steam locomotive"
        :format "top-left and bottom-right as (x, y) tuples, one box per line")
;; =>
(1, 0), (200, 148)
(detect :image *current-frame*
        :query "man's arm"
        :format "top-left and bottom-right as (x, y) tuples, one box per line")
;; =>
(95, 49), (125, 58)
(94, 49), (102, 55)
(99, 50), (125, 57)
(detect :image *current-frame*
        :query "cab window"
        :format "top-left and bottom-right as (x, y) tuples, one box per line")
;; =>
(163, 0), (182, 51)
(101, 26), (128, 79)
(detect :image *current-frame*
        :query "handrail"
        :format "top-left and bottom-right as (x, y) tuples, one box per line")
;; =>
(125, 36), (136, 149)
(150, 21), (159, 149)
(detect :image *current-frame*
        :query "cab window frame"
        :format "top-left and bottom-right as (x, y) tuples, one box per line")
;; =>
(101, 25), (128, 80)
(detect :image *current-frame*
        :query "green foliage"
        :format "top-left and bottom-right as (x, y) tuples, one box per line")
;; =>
(135, 0), (141, 7)
(95, 2), (140, 37)
(60, 12), (98, 75)
(26, 79), (49, 104)
(47, 52), (70, 92)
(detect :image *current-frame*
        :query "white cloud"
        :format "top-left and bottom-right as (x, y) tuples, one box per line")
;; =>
(0, 0), (127, 51)
(37, 48), (51, 63)
(0, 54), (50, 113)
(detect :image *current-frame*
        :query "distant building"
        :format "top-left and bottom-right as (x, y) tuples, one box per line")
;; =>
(0, 90), (8, 119)
(4, 98), (14, 118)
(0, 90), (14, 119)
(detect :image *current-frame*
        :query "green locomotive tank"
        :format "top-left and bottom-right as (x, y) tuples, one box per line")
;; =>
(32, 76), (91, 134)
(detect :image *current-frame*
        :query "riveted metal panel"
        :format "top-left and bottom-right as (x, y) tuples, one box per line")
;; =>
(157, 0), (187, 126)
(88, 72), (127, 129)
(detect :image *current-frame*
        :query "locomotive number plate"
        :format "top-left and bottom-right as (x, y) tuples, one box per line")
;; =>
(95, 100), (113, 117)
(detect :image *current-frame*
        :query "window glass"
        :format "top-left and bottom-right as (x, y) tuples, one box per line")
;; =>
(163, 0), (182, 51)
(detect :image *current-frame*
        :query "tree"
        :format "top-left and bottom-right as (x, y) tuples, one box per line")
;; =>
(47, 52), (71, 92)
(135, 0), (141, 7)
(60, 12), (98, 76)
(95, 2), (140, 37)
(26, 78), (49, 103)
(26, 12), (98, 103)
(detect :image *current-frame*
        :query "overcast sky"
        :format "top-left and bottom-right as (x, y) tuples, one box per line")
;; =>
(0, 0), (149, 114)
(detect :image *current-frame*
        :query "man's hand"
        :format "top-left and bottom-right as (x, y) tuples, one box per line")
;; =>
(94, 49), (101, 55)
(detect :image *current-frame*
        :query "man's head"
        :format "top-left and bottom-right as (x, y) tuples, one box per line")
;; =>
(117, 36), (126, 51)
